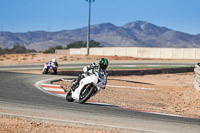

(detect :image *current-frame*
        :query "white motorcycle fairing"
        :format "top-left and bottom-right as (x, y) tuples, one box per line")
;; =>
(71, 72), (99, 102)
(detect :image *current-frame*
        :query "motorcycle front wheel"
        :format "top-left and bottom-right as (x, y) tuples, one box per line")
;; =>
(66, 90), (74, 102)
(79, 84), (94, 104)
(44, 69), (48, 74)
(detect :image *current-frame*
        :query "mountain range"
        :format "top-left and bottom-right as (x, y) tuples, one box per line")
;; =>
(0, 20), (200, 51)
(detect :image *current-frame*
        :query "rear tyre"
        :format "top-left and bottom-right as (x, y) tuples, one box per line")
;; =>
(79, 85), (94, 104)
(54, 70), (57, 74)
(66, 90), (74, 102)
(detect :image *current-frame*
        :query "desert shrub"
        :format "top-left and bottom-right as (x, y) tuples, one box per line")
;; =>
(21, 58), (27, 60)
(0, 44), (36, 54)
(55, 45), (63, 49)
(66, 40), (101, 49)
(43, 47), (55, 53)
(43, 45), (63, 53)
(0, 47), (2, 55)
(31, 53), (36, 57)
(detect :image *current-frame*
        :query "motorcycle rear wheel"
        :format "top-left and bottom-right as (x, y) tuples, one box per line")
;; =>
(79, 84), (94, 104)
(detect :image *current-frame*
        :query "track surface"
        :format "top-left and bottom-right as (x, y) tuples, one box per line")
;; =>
(0, 71), (199, 132)
(0, 62), (194, 71)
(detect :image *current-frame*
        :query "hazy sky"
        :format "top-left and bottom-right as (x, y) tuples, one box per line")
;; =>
(0, 0), (199, 34)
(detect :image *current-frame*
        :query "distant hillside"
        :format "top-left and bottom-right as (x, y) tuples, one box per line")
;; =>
(0, 21), (200, 51)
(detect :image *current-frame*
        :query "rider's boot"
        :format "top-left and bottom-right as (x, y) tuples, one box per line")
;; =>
(71, 74), (83, 91)
(71, 82), (76, 91)
(71, 79), (80, 91)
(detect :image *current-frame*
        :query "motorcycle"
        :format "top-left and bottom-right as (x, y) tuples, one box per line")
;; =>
(42, 62), (57, 74)
(66, 70), (107, 104)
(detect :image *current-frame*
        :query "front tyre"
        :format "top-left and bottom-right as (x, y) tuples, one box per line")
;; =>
(44, 69), (48, 74)
(79, 84), (94, 104)
(66, 90), (74, 102)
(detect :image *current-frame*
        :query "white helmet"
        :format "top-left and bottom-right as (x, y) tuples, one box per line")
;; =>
(52, 58), (56, 63)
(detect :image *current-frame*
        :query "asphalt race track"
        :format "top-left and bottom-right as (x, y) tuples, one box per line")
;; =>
(0, 71), (200, 133)
(0, 62), (195, 71)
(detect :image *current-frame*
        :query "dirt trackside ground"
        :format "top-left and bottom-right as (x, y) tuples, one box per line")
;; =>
(0, 53), (148, 65)
(0, 53), (199, 66)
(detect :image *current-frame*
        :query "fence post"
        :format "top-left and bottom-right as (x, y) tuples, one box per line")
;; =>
(194, 64), (200, 92)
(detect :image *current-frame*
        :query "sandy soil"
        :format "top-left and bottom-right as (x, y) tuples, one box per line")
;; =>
(0, 53), (146, 66)
(0, 116), (117, 133)
(0, 53), (198, 66)
(0, 53), (200, 133)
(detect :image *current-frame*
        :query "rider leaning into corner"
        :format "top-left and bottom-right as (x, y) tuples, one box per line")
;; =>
(42, 58), (58, 74)
(71, 58), (109, 91)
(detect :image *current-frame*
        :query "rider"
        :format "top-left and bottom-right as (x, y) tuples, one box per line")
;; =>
(42, 58), (58, 74)
(51, 58), (58, 74)
(71, 58), (109, 90)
